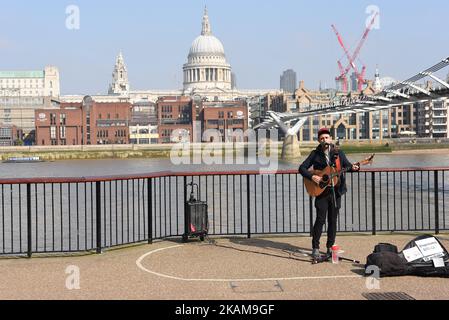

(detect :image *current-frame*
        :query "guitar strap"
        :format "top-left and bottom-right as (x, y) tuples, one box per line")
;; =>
(334, 153), (342, 188)
(335, 154), (342, 172)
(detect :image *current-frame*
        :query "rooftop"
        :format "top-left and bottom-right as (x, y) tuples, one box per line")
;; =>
(0, 71), (44, 78)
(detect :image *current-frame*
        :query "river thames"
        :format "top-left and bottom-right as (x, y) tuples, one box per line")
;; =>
(1, 151), (449, 178)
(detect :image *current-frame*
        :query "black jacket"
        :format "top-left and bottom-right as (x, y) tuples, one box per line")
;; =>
(298, 144), (354, 196)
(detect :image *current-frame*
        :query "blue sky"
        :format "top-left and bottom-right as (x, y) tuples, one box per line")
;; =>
(1, 0), (448, 95)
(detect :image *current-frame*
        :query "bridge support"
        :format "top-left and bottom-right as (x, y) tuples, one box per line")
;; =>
(262, 112), (306, 160)
(281, 134), (301, 159)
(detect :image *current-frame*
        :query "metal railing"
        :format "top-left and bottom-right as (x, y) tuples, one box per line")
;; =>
(0, 167), (448, 257)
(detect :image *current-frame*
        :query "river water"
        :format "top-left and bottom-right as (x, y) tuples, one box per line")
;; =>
(1, 151), (449, 178)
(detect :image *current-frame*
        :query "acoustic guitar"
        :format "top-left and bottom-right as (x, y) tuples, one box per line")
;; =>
(304, 154), (375, 197)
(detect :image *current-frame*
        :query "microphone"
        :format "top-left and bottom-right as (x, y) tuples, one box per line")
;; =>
(320, 141), (330, 148)
(320, 141), (334, 149)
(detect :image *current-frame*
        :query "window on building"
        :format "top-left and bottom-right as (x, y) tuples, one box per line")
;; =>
(60, 114), (66, 125)
(50, 126), (56, 139)
(60, 127), (66, 139)
(50, 113), (56, 125)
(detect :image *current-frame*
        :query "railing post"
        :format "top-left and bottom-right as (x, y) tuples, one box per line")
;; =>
(247, 174), (251, 239)
(96, 181), (102, 254)
(434, 171), (439, 235)
(309, 196), (314, 237)
(371, 172), (376, 235)
(148, 178), (153, 244)
(27, 183), (32, 258)
(183, 176), (188, 242)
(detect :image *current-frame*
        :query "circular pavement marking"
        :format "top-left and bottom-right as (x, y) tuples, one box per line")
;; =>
(136, 244), (364, 282)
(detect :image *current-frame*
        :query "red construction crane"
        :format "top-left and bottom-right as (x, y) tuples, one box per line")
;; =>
(332, 12), (379, 92)
(331, 24), (352, 92)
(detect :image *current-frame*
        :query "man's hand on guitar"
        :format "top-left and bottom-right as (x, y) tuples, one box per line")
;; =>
(312, 175), (322, 185)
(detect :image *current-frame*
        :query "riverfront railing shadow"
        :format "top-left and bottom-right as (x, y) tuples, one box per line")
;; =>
(0, 168), (448, 257)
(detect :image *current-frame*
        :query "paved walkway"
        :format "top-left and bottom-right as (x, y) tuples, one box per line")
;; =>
(1, 233), (449, 300)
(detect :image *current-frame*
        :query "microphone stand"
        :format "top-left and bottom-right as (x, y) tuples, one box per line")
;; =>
(326, 144), (338, 211)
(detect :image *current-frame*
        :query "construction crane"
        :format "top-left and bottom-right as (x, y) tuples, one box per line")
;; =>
(332, 24), (354, 92)
(332, 12), (379, 92)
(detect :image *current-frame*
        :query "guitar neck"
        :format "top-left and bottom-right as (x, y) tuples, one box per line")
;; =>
(328, 158), (371, 178)
(328, 166), (350, 179)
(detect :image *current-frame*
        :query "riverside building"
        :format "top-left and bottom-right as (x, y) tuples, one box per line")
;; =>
(0, 67), (60, 142)
(35, 96), (131, 146)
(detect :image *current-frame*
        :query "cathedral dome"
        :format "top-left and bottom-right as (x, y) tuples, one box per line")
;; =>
(189, 35), (225, 57)
(182, 7), (232, 92)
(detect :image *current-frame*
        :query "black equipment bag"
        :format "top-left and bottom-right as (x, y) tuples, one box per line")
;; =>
(365, 234), (449, 277)
(401, 234), (449, 277)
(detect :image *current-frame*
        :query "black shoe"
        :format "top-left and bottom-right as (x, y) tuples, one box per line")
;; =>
(326, 248), (332, 257)
(312, 248), (321, 258)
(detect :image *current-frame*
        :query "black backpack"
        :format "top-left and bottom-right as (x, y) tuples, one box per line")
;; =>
(374, 243), (398, 254)
(365, 246), (409, 277)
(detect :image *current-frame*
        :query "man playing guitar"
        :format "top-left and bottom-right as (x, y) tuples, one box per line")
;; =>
(299, 128), (360, 260)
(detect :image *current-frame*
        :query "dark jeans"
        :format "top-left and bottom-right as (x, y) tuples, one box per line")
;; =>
(312, 190), (341, 250)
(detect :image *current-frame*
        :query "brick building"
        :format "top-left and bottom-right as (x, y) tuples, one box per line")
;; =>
(35, 96), (131, 145)
(156, 96), (194, 143)
(201, 100), (248, 142)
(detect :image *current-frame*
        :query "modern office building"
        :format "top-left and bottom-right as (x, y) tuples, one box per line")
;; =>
(280, 69), (297, 94)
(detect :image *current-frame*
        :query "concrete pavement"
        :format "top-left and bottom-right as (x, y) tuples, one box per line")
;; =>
(1, 233), (449, 300)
